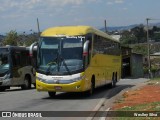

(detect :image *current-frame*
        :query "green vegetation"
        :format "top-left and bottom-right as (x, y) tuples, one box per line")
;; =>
(3, 30), (18, 46)
(120, 25), (160, 46)
(151, 77), (160, 81)
(120, 25), (160, 55)
(131, 44), (148, 55)
(1, 30), (38, 46)
(112, 102), (160, 120)
(116, 102), (160, 111)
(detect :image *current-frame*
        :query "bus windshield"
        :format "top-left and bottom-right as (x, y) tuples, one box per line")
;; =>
(0, 48), (9, 77)
(37, 36), (84, 75)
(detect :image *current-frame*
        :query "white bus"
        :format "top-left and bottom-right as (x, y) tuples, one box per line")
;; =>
(0, 46), (36, 91)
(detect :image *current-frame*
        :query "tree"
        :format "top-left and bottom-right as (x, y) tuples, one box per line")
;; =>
(24, 33), (38, 46)
(120, 30), (138, 44)
(131, 26), (146, 43)
(154, 32), (160, 42)
(3, 30), (18, 46)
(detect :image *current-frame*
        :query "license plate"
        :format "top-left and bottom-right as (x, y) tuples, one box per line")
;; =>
(54, 86), (62, 90)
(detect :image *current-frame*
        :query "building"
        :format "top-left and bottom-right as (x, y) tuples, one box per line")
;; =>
(122, 46), (144, 78)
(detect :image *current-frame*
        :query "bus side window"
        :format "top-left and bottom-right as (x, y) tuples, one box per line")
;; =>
(21, 50), (32, 66)
(12, 52), (21, 67)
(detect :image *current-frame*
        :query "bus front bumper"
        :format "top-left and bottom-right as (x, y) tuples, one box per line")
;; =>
(36, 80), (85, 92)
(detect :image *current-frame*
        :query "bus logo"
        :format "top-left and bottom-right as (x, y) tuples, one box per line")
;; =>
(2, 112), (11, 117)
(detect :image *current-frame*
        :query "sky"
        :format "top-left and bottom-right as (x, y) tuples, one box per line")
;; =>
(0, 0), (160, 34)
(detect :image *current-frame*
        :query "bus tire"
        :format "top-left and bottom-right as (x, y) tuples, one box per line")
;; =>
(21, 76), (31, 90)
(0, 87), (7, 91)
(48, 92), (56, 98)
(112, 73), (116, 88)
(33, 83), (36, 88)
(85, 77), (95, 96)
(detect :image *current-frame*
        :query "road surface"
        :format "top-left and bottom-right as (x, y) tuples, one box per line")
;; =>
(0, 78), (149, 120)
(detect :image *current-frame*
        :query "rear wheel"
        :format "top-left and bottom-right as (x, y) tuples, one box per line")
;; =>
(48, 92), (56, 98)
(33, 83), (36, 88)
(21, 76), (31, 90)
(112, 73), (117, 87)
(109, 73), (116, 88)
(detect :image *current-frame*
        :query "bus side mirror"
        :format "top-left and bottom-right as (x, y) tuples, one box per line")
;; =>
(29, 42), (38, 57)
(83, 40), (90, 56)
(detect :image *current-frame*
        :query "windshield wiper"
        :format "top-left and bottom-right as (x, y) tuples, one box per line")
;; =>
(46, 57), (58, 75)
(60, 56), (71, 75)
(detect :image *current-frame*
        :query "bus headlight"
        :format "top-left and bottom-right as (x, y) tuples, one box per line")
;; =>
(58, 76), (84, 84)
(72, 76), (84, 82)
(3, 74), (10, 80)
(37, 77), (46, 83)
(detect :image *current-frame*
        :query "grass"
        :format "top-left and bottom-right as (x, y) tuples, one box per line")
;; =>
(111, 102), (160, 120)
(147, 77), (160, 85)
(118, 102), (160, 111)
(151, 77), (160, 81)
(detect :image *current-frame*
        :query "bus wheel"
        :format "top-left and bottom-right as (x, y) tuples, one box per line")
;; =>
(33, 83), (36, 88)
(21, 76), (31, 90)
(0, 87), (6, 91)
(85, 77), (95, 96)
(111, 73), (116, 88)
(48, 92), (56, 98)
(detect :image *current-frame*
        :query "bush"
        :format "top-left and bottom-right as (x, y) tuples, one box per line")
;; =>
(143, 66), (149, 74)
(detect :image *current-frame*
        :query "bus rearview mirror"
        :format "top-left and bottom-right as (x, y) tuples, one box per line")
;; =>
(83, 40), (89, 56)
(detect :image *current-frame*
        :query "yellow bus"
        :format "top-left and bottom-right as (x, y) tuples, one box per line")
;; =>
(30, 26), (121, 97)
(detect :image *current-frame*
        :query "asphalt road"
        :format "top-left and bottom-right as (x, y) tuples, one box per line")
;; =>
(0, 78), (149, 120)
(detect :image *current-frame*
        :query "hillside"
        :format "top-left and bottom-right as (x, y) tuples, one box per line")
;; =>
(130, 42), (160, 55)
(100, 22), (160, 32)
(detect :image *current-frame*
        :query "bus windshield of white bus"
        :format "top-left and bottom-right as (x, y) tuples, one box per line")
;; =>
(0, 48), (9, 77)
(37, 36), (84, 75)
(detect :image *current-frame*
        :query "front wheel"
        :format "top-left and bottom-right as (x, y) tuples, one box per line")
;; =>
(85, 78), (95, 96)
(21, 76), (31, 90)
(0, 87), (7, 91)
(48, 92), (56, 98)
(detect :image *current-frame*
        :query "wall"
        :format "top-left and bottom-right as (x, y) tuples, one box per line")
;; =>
(131, 53), (144, 78)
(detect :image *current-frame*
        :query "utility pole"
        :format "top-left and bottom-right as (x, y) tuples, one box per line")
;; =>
(37, 18), (41, 38)
(146, 18), (151, 78)
(104, 20), (107, 33)
(146, 18), (160, 78)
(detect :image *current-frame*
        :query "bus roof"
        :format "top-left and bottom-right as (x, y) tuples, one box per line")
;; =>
(41, 26), (119, 43)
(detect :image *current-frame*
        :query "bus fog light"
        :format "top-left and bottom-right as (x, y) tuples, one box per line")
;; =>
(38, 85), (43, 89)
(76, 85), (81, 89)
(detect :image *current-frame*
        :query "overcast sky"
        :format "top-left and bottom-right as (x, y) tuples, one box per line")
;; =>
(0, 0), (160, 34)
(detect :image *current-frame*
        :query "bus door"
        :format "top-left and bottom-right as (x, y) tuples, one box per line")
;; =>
(11, 50), (23, 85)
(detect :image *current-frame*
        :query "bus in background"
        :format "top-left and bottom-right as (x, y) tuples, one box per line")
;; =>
(0, 46), (36, 91)
(30, 26), (121, 97)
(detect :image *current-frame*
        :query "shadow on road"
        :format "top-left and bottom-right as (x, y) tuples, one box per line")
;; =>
(0, 87), (36, 93)
(42, 84), (135, 100)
